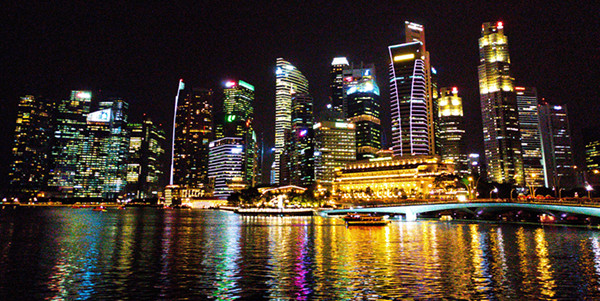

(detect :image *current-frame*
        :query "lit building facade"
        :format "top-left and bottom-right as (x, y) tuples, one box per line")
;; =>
(478, 21), (524, 185)
(516, 87), (544, 187)
(437, 87), (468, 175)
(9, 95), (53, 199)
(126, 117), (166, 199)
(539, 102), (576, 188)
(387, 22), (435, 157)
(290, 93), (314, 186)
(208, 137), (245, 199)
(79, 98), (129, 198)
(344, 65), (382, 160)
(333, 155), (455, 203)
(48, 90), (93, 197)
(330, 57), (349, 113)
(584, 126), (600, 172)
(272, 58), (309, 185)
(221, 80), (257, 186)
(172, 87), (213, 188)
(314, 119), (356, 191)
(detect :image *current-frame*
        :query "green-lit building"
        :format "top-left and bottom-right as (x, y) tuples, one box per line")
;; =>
(8, 95), (53, 200)
(219, 80), (257, 186)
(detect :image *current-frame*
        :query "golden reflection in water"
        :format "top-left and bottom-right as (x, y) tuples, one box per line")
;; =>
(487, 227), (508, 295)
(534, 228), (556, 298)
(469, 224), (487, 293)
(516, 226), (532, 294)
(591, 237), (600, 278)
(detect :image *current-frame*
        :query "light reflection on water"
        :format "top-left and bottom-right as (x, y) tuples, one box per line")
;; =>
(1, 208), (600, 299)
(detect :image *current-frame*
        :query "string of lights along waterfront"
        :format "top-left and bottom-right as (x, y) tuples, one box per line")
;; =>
(6, 19), (594, 204)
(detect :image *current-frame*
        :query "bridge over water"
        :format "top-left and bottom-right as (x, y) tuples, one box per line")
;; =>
(323, 199), (600, 222)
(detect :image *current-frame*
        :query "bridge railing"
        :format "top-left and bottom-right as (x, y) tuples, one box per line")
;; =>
(339, 197), (600, 209)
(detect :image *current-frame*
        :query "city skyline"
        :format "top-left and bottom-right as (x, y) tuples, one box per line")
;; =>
(1, 2), (598, 189)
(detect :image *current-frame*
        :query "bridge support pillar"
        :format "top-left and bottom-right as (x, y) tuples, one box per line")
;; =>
(405, 211), (417, 222)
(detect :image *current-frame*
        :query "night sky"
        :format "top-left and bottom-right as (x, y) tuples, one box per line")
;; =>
(1, 1), (599, 187)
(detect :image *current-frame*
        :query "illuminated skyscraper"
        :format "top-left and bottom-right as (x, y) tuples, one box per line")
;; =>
(344, 65), (382, 160)
(221, 80), (257, 186)
(48, 90), (93, 196)
(9, 95), (53, 200)
(290, 93), (314, 186)
(539, 103), (575, 188)
(314, 118), (356, 191)
(208, 137), (244, 199)
(272, 58), (309, 185)
(516, 87), (544, 187)
(126, 117), (166, 199)
(172, 87), (214, 189)
(478, 21), (524, 185)
(330, 57), (349, 113)
(388, 21), (434, 157)
(584, 127), (600, 172)
(79, 98), (129, 198)
(437, 87), (468, 175)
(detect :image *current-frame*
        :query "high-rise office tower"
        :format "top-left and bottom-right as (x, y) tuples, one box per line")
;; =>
(172, 87), (213, 188)
(79, 98), (129, 198)
(48, 90), (93, 197)
(272, 58), (309, 185)
(330, 57), (349, 113)
(8, 95), (53, 200)
(290, 93), (315, 186)
(584, 126), (600, 172)
(126, 117), (166, 199)
(478, 21), (524, 185)
(344, 66), (382, 160)
(516, 87), (544, 187)
(221, 80), (257, 186)
(208, 137), (245, 199)
(388, 21), (434, 157)
(539, 102), (576, 188)
(314, 115), (356, 191)
(437, 87), (468, 175)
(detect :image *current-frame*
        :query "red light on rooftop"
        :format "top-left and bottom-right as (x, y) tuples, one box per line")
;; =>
(497, 21), (503, 28)
(515, 87), (525, 91)
(452, 87), (458, 92)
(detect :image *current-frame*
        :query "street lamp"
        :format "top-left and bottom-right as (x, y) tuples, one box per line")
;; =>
(528, 173), (537, 198)
(490, 187), (498, 199)
(586, 183), (593, 199)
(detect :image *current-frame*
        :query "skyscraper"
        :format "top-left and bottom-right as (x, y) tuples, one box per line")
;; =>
(290, 92), (314, 186)
(172, 86), (214, 189)
(330, 57), (349, 113)
(478, 21), (524, 185)
(9, 95), (53, 200)
(516, 87), (544, 187)
(208, 137), (245, 199)
(272, 58), (309, 185)
(126, 117), (166, 199)
(221, 80), (257, 186)
(48, 90), (93, 197)
(437, 87), (468, 175)
(344, 66), (382, 160)
(388, 21), (433, 157)
(539, 102), (576, 189)
(314, 116), (356, 191)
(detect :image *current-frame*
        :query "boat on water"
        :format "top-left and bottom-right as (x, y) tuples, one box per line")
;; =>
(92, 206), (106, 212)
(343, 213), (389, 226)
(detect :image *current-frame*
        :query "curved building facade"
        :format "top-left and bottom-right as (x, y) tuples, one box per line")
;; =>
(272, 58), (309, 185)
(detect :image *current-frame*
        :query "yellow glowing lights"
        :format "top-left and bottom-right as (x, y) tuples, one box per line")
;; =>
(393, 53), (415, 62)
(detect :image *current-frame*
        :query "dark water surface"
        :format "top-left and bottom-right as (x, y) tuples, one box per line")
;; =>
(1, 208), (600, 300)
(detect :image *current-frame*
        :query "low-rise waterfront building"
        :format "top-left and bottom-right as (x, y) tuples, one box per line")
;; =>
(333, 155), (455, 203)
